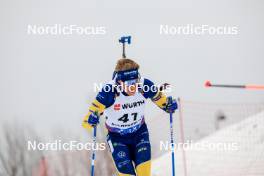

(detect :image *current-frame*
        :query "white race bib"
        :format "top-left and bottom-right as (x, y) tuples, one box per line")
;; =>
(104, 87), (146, 134)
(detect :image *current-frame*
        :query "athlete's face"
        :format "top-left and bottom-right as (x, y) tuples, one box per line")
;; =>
(118, 80), (138, 95)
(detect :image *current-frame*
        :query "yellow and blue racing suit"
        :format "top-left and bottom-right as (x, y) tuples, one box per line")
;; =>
(82, 78), (168, 176)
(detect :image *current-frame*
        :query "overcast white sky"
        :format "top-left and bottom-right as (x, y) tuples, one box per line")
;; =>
(0, 0), (263, 133)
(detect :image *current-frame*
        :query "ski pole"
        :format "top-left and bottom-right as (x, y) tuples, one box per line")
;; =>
(205, 81), (264, 90)
(167, 96), (176, 176)
(119, 36), (131, 58)
(91, 126), (97, 176)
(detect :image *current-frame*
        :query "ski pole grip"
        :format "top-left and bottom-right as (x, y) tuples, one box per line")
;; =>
(167, 96), (173, 104)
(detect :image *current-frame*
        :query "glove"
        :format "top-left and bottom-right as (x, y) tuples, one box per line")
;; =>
(163, 96), (178, 113)
(88, 111), (100, 126)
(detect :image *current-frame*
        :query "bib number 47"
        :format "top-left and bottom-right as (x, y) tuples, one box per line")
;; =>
(118, 113), (138, 123)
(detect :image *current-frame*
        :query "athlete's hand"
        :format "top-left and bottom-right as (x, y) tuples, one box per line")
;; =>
(164, 96), (178, 113)
(88, 111), (100, 126)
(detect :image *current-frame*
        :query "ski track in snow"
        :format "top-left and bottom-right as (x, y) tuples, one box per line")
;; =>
(152, 111), (264, 176)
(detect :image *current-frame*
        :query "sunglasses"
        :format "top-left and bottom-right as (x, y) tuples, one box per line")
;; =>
(123, 79), (139, 86)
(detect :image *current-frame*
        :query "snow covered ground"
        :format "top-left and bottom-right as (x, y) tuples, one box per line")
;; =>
(152, 111), (264, 176)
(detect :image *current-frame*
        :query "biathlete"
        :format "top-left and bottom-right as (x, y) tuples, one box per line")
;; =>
(82, 58), (177, 176)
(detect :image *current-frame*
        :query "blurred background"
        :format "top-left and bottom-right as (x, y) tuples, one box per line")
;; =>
(0, 0), (264, 175)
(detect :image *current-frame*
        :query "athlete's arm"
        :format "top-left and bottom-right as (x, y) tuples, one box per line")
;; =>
(142, 78), (177, 113)
(142, 78), (167, 108)
(82, 84), (115, 130)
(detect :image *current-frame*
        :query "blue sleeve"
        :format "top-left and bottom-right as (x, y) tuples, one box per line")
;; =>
(142, 78), (159, 99)
(95, 84), (116, 108)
